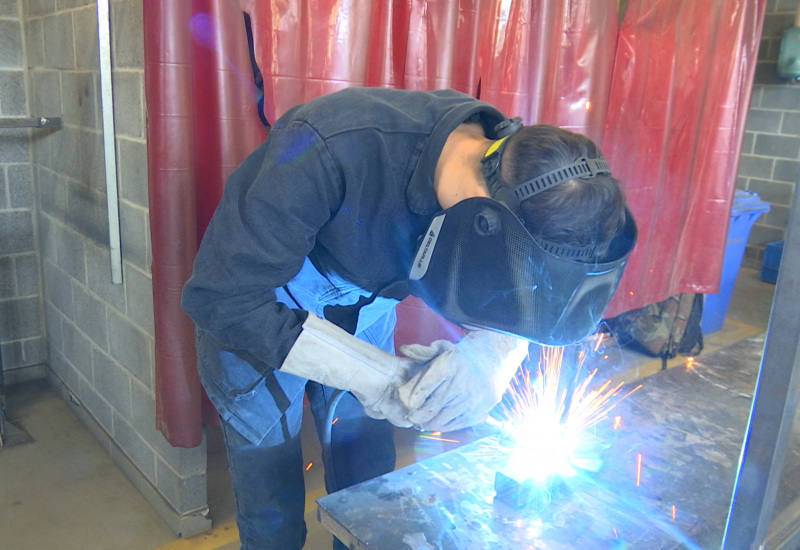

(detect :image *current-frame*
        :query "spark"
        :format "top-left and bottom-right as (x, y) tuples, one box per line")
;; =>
(636, 453), (642, 486)
(613, 415), (622, 430)
(672, 504), (676, 520)
(419, 434), (460, 443)
(491, 345), (640, 485)
(331, 417), (339, 425)
(305, 462), (313, 471)
(685, 356), (695, 370)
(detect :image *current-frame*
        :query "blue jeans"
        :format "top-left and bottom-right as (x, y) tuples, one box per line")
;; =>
(198, 258), (400, 549)
(220, 382), (396, 550)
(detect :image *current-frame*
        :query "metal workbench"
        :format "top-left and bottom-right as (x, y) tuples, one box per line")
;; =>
(316, 333), (800, 549)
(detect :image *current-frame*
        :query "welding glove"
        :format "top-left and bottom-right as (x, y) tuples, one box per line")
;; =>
(280, 314), (421, 427)
(398, 330), (529, 432)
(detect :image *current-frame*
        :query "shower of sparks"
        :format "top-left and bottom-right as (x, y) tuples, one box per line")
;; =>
(490, 343), (641, 485)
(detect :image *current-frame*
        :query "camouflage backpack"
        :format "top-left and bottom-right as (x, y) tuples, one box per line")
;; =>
(604, 293), (704, 369)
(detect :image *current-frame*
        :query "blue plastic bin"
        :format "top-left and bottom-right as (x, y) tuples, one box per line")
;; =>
(700, 190), (770, 335)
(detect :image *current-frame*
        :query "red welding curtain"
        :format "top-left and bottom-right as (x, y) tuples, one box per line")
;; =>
(145, 0), (763, 446)
(602, 0), (766, 317)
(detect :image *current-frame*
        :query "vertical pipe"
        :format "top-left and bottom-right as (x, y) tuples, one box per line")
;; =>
(722, 171), (800, 548)
(96, 0), (123, 284)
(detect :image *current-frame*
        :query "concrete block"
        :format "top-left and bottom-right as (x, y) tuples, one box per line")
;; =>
(766, 203), (791, 228)
(23, 336), (46, 365)
(748, 178), (795, 205)
(85, 240), (126, 312)
(124, 266), (154, 334)
(73, 284), (108, 350)
(49, 347), (84, 396)
(44, 261), (74, 317)
(112, 72), (143, 138)
(15, 254), (40, 297)
(58, 0), (97, 10)
(156, 458), (208, 514)
(745, 109), (783, 133)
(0, 211), (35, 255)
(738, 155), (775, 179)
(92, 347), (132, 419)
(40, 172), (68, 224)
(61, 319), (93, 380)
(31, 70), (61, 121)
(25, 18), (46, 68)
(0, 71), (27, 116)
(78, 374), (114, 435)
(0, 129), (30, 163)
(61, 71), (98, 129)
(112, 0), (144, 69)
(774, 159), (800, 183)
(0, 256), (14, 298)
(72, 6), (98, 72)
(0, 296), (42, 340)
(43, 13), (75, 70)
(762, 86), (800, 112)
(0, 20), (23, 68)
(77, 130), (105, 191)
(118, 138), (148, 207)
(112, 411), (157, 481)
(50, 127), (81, 180)
(0, 0), (19, 16)
(107, 308), (152, 388)
(26, 0), (57, 18)
(754, 134), (800, 159)
(66, 179), (109, 246)
(8, 164), (33, 208)
(44, 302), (64, 352)
(119, 203), (148, 271)
(1, 340), (24, 370)
(782, 112), (800, 135)
(57, 226), (87, 282)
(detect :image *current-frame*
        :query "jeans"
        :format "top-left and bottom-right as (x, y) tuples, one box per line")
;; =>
(221, 381), (396, 550)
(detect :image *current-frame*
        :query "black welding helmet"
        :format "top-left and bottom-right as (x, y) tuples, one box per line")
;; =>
(408, 124), (637, 346)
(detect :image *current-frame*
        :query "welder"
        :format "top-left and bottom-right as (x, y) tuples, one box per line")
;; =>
(181, 86), (636, 550)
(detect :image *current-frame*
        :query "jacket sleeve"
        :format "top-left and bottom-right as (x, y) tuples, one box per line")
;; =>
(182, 121), (344, 372)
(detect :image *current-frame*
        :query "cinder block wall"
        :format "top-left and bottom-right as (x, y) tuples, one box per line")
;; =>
(0, 0), (45, 381)
(739, 0), (800, 268)
(20, 0), (209, 537)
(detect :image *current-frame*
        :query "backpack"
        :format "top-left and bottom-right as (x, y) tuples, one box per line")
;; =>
(604, 293), (704, 370)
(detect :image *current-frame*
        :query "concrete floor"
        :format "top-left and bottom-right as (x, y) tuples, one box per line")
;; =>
(0, 267), (778, 550)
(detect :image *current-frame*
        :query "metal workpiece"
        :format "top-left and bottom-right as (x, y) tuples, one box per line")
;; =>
(317, 335), (787, 549)
(0, 117), (61, 129)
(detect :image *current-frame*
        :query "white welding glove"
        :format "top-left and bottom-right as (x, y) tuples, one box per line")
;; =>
(281, 314), (420, 427)
(398, 330), (529, 433)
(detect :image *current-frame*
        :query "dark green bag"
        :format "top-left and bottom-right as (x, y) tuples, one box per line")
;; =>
(605, 293), (704, 369)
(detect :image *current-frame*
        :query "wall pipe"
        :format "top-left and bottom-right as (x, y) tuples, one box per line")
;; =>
(96, 0), (122, 284)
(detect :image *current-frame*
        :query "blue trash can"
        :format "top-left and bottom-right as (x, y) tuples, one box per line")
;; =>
(700, 190), (770, 335)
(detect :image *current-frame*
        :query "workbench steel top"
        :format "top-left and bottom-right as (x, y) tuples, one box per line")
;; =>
(317, 334), (794, 549)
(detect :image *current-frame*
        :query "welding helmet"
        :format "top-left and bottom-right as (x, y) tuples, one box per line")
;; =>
(408, 121), (637, 346)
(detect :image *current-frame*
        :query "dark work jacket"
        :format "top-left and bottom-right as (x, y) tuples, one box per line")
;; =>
(181, 87), (506, 442)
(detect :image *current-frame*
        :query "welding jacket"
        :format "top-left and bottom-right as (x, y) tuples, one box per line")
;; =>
(182, 87), (506, 444)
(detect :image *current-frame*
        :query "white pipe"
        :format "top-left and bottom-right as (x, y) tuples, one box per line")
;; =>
(96, 0), (123, 284)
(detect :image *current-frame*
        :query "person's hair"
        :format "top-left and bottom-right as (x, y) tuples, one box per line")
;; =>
(500, 124), (627, 256)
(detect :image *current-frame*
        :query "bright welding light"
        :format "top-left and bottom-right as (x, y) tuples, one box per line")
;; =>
(491, 343), (637, 486)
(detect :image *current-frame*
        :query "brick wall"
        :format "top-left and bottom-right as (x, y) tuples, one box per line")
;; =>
(20, 0), (209, 537)
(739, 0), (800, 268)
(0, 0), (45, 381)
